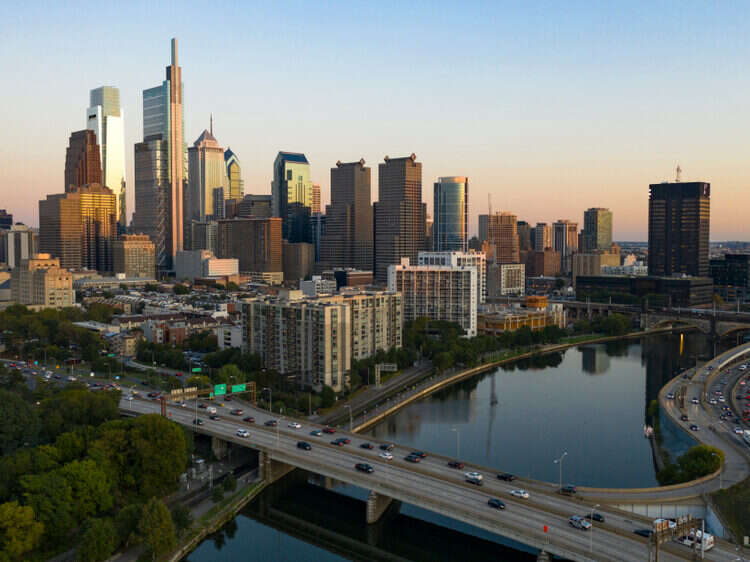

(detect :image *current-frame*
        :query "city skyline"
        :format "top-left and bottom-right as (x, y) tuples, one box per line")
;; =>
(2, 2), (750, 240)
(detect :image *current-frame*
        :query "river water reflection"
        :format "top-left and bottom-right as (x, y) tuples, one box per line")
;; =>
(186, 331), (744, 561)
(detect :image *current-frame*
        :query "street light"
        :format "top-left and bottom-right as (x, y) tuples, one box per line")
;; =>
(344, 405), (353, 432)
(451, 427), (460, 459)
(263, 387), (272, 413)
(589, 503), (600, 552)
(553, 451), (568, 492)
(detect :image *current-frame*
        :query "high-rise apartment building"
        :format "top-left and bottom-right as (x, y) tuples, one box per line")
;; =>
(187, 128), (227, 223)
(217, 218), (282, 274)
(39, 184), (116, 272)
(648, 181), (710, 277)
(1, 224), (37, 269)
(417, 250), (486, 303)
(87, 86), (127, 228)
(485, 212), (520, 264)
(64, 130), (102, 191)
(320, 159), (373, 272)
(517, 221), (532, 252)
(374, 154), (427, 282)
(271, 152), (313, 243)
(11, 254), (74, 309)
(433, 176), (468, 252)
(112, 235), (156, 278)
(582, 208), (613, 252)
(533, 222), (553, 250)
(133, 38), (185, 271)
(224, 148), (244, 201)
(312, 183), (321, 215)
(553, 219), (578, 274)
(388, 257), (478, 337)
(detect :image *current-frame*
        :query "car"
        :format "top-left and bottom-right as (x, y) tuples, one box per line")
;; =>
(465, 472), (484, 485)
(691, 397), (700, 404)
(322, 427), (336, 434)
(175, 372), (182, 377)
(360, 442), (374, 449)
(560, 485), (577, 496)
(331, 439), (346, 447)
(297, 441), (312, 450)
(569, 515), (592, 530)
(198, 403), (208, 409)
(680, 414), (689, 421)
(634, 529), (653, 538)
(264, 420), (278, 427)
(355, 463), (374, 474)
(193, 419), (204, 426)
(236, 429), (250, 438)
(585, 513), (605, 523)
(288, 421), (302, 429)
(209, 414), (219, 420)
(310, 429), (322, 436)
(666, 392), (675, 399)
(497, 473), (517, 482)
(54, 374), (62, 379)
(690, 424), (700, 431)
(148, 392), (159, 398)
(510, 489), (529, 499)
(709, 399), (718, 405)
(488, 498), (506, 510)
(225, 396), (232, 401)
(719, 396), (725, 402)
(380, 443), (394, 452)
(379, 451), (393, 461)
(734, 427), (744, 435)
(230, 409), (243, 416)
(404, 454), (421, 463)
(243, 416), (255, 423)
(448, 461), (464, 469)
(410, 451), (426, 459)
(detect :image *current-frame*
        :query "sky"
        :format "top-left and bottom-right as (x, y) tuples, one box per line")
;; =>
(1, 0), (749, 241)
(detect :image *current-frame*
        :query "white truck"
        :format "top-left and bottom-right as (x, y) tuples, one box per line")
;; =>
(675, 529), (714, 551)
(207, 406), (217, 415)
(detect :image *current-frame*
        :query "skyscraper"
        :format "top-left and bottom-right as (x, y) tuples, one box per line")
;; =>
(433, 176), (468, 252)
(64, 130), (102, 191)
(374, 154), (426, 281)
(648, 180), (710, 277)
(582, 208), (613, 252)
(224, 148), (244, 200)
(553, 219), (578, 274)
(87, 86), (126, 228)
(320, 159), (373, 272)
(312, 183), (321, 214)
(271, 152), (313, 243)
(187, 127), (227, 223)
(486, 212), (520, 264)
(133, 38), (185, 271)
(517, 221), (532, 251)
(533, 222), (553, 250)
(0, 210), (13, 230)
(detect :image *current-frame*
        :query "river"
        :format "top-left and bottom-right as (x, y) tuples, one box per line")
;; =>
(185, 330), (745, 561)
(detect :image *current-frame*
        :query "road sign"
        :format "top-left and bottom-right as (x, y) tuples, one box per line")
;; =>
(379, 363), (398, 372)
(107, 353), (116, 358)
(191, 367), (202, 373)
(183, 386), (198, 399)
(231, 383), (246, 393)
(214, 383), (227, 396)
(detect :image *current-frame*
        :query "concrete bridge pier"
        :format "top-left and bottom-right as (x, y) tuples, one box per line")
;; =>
(258, 451), (295, 484)
(536, 550), (550, 562)
(366, 490), (396, 524)
(211, 436), (228, 460)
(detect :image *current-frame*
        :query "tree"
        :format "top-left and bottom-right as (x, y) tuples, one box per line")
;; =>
(212, 486), (224, 503)
(138, 498), (176, 560)
(59, 459), (113, 520)
(320, 385), (336, 409)
(115, 504), (142, 548)
(20, 470), (75, 545)
(0, 501), (44, 560)
(172, 284), (190, 295)
(78, 518), (118, 562)
(0, 389), (40, 455)
(170, 504), (193, 535)
(223, 473), (237, 493)
(214, 364), (244, 385)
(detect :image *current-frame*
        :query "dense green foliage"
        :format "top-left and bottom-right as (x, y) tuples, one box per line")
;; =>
(573, 313), (632, 337)
(78, 518), (118, 562)
(656, 445), (724, 485)
(0, 501), (44, 560)
(712, 476), (750, 541)
(0, 388), (40, 455)
(138, 497), (177, 560)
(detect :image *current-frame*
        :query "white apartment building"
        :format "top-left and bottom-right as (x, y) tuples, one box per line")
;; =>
(418, 250), (486, 303)
(388, 257), (477, 337)
(300, 275), (337, 297)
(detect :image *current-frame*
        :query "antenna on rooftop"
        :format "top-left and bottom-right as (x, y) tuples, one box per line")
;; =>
(675, 164), (681, 183)
(488, 193), (493, 216)
(210, 113), (213, 136)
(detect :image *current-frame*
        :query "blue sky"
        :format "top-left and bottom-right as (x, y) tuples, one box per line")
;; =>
(2, 1), (750, 239)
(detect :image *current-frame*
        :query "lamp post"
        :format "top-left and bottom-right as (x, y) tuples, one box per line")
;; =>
(451, 427), (460, 459)
(553, 451), (567, 492)
(344, 405), (353, 432)
(589, 504), (600, 552)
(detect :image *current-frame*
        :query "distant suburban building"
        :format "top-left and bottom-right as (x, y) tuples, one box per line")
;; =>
(112, 234), (156, 278)
(388, 256), (477, 337)
(11, 254), (74, 309)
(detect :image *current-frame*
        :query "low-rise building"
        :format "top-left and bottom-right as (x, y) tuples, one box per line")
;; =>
(388, 257), (477, 337)
(11, 253), (74, 309)
(175, 250), (239, 281)
(215, 324), (242, 350)
(487, 262), (525, 297)
(478, 296), (566, 335)
(300, 275), (337, 297)
(572, 252), (621, 284)
(575, 275), (713, 307)
(321, 268), (373, 289)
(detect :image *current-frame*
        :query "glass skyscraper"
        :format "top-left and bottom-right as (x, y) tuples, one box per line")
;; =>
(271, 152), (313, 243)
(433, 176), (468, 252)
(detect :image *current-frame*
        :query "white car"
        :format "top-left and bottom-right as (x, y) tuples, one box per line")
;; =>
(569, 515), (592, 530)
(379, 451), (393, 461)
(735, 427), (744, 435)
(510, 489), (530, 499)
(691, 397), (699, 404)
(236, 429), (250, 438)
(709, 399), (718, 405)
(718, 396), (725, 403)
(288, 422), (302, 429)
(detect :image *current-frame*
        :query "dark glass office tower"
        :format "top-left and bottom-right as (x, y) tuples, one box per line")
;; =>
(433, 176), (468, 252)
(648, 181), (710, 277)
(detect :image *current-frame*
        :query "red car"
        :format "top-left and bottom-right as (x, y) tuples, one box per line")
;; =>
(175, 372), (183, 377)
(243, 416), (255, 423)
(331, 439), (346, 446)
(322, 427), (336, 434)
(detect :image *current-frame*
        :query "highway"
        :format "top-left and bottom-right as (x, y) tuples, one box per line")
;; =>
(123, 394), (735, 561)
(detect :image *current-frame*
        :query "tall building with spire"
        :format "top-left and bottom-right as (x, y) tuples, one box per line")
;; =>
(224, 148), (243, 201)
(133, 38), (185, 271)
(87, 86), (126, 229)
(187, 123), (227, 223)
(64, 130), (102, 191)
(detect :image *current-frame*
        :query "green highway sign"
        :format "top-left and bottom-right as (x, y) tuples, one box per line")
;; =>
(191, 367), (202, 373)
(213, 384), (227, 396)
(231, 383), (246, 393)
(107, 353), (116, 358)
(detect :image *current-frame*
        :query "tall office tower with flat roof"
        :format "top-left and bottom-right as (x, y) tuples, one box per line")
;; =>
(582, 207), (613, 252)
(65, 130), (102, 191)
(133, 38), (185, 271)
(373, 153), (427, 282)
(321, 159), (373, 272)
(433, 176), (468, 252)
(648, 178), (710, 277)
(271, 151), (313, 243)
(87, 86), (127, 228)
